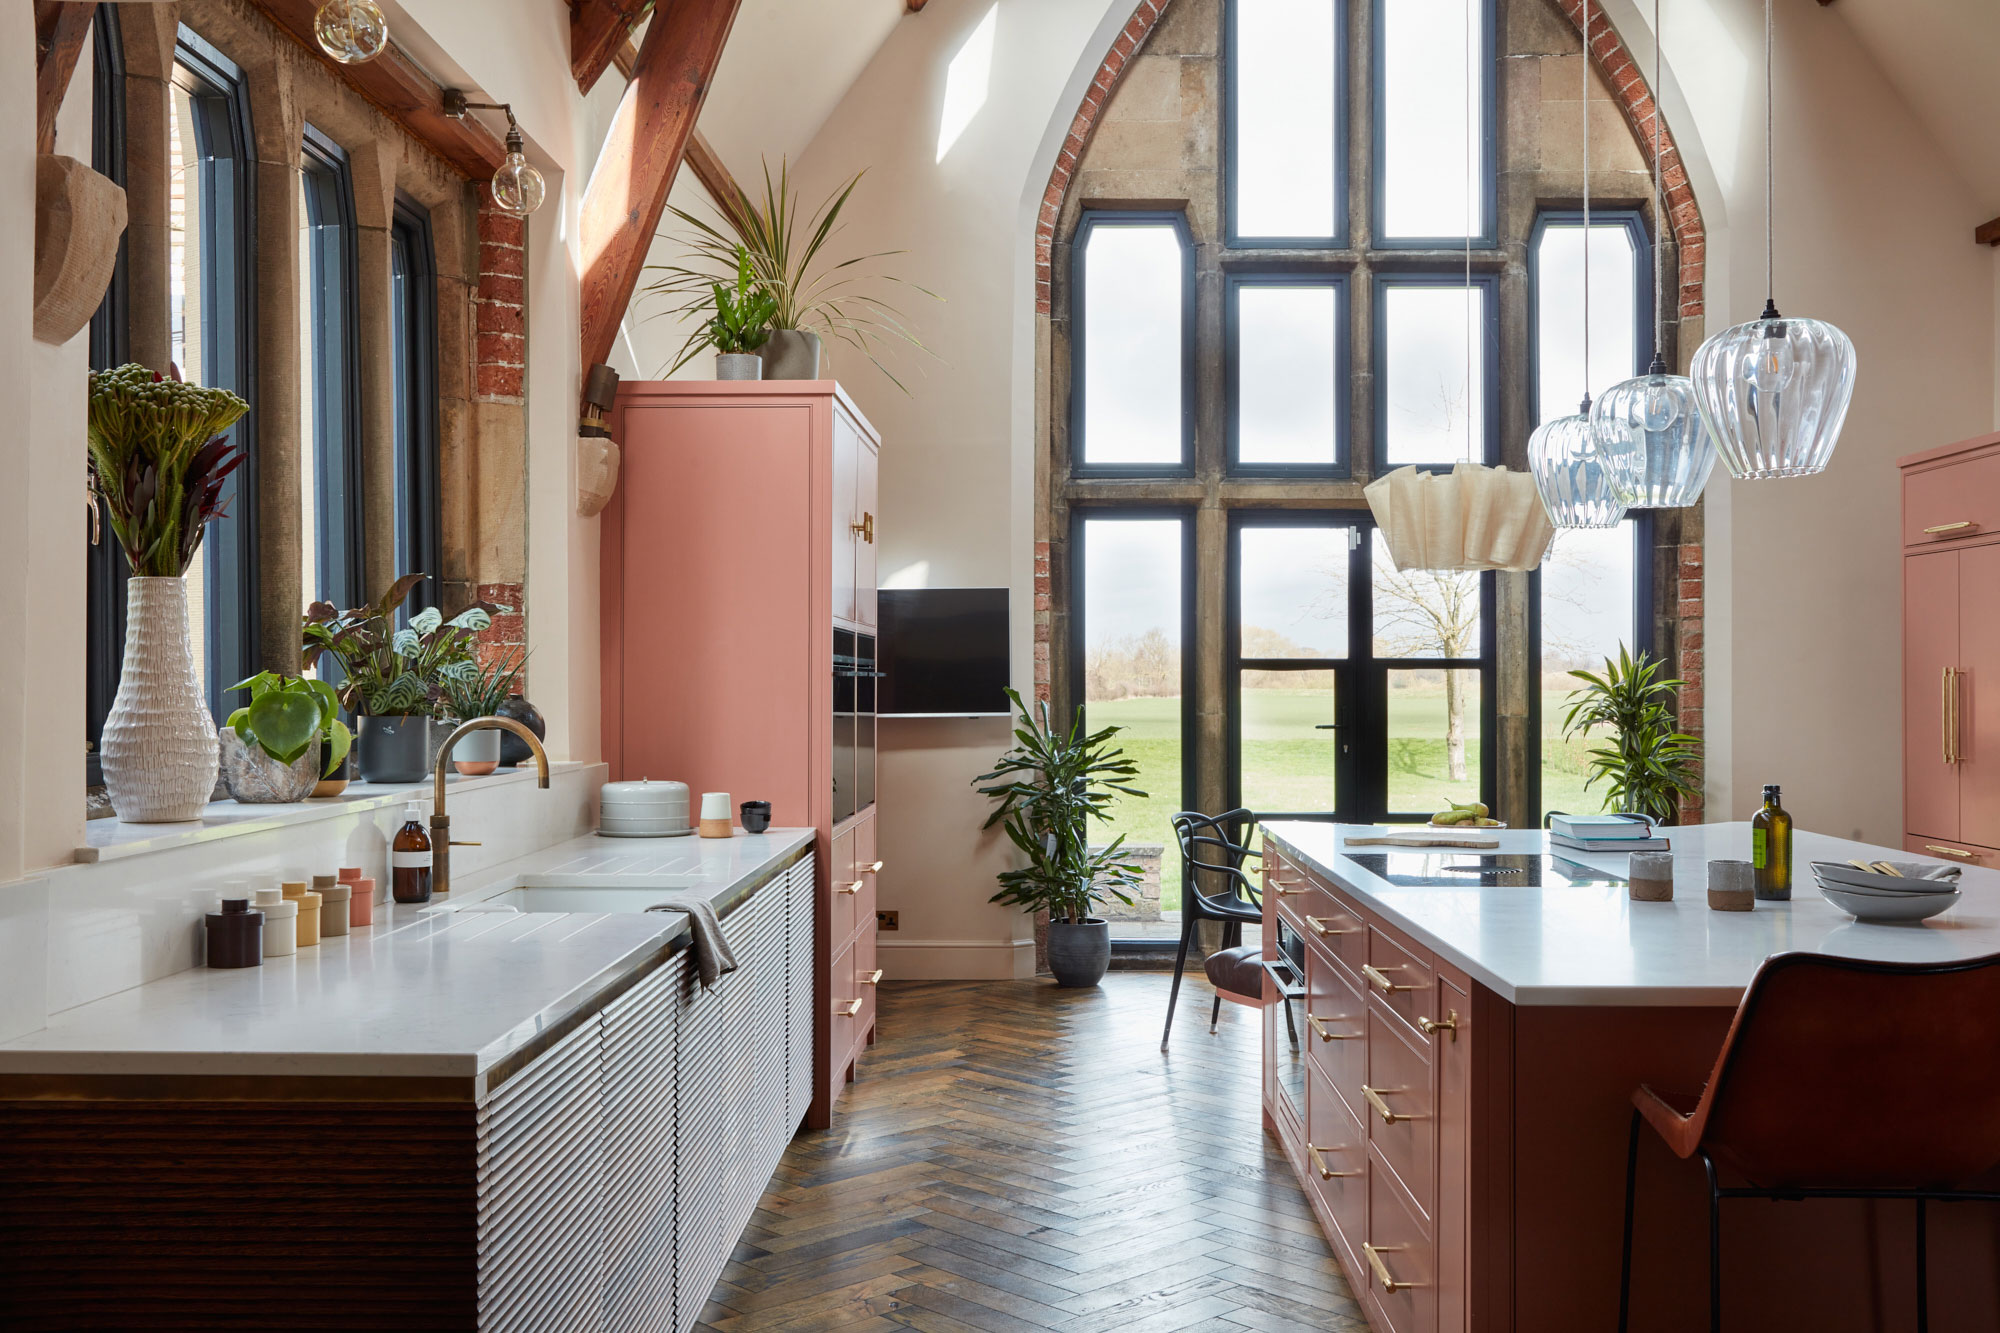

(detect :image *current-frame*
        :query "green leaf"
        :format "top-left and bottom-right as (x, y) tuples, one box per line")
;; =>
(243, 685), (321, 765)
(322, 717), (352, 777)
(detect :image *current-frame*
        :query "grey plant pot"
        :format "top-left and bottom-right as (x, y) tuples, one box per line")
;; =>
(715, 352), (763, 381)
(759, 328), (822, 380)
(1046, 919), (1111, 988)
(356, 714), (432, 784)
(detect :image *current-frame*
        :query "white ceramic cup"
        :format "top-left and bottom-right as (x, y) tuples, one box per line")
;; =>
(699, 791), (731, 821)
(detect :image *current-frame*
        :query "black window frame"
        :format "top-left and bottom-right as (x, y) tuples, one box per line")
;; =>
(1370, 0), (1498, 251)
(1523, 206), (1658, 822)
(1068, 210), (1197, 479)
(299, 123), (366, 614)
(1370, 269), (1501, 473)
(390, 192), (443, 618)
(1224, 270), (1352, 479)
(172, 26), (259, 726)
(86, 3), (128, 770)
(1223, 0), (1348, 250)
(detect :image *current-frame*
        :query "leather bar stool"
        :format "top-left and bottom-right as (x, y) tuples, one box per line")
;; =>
(1618, 951), (2000, 1333)
(1161, 809), (1267, 1050)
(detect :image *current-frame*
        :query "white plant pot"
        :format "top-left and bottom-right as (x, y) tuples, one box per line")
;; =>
(99, 577), (219, 823)
(715, 352), (763, 381)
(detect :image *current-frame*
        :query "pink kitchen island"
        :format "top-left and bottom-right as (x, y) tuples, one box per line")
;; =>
(1259, 821), (2000, 1333)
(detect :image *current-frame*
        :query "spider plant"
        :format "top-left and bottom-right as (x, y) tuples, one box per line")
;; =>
(973, 688), (1148, 924)
(1561, 644), (1703, 822)
(642, 157), (937, 389)
(439, 648), (526, 723)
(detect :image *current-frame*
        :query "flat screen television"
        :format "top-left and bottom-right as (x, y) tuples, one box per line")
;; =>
(878, 588), (1010, 716)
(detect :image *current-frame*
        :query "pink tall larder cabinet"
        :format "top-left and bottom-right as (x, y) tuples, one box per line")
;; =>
(1900, 431), (2000, 868)
(603, 380), (882, 1131)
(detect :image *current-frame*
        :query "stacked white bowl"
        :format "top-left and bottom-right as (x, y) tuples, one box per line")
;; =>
(1809, 859), (1962, 923)
(599, 778), (693, 838)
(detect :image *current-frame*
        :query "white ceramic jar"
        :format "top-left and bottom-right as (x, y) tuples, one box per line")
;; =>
(598, 779), (692, 838)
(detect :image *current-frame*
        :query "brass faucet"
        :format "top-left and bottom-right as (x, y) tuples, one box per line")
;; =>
(431, 717), (550, 897)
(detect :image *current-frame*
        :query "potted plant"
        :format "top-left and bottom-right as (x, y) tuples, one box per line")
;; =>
(218, 672), (347, 804)
(437, 649), (526, 777)
(85, 363), (248, 821)
(973, 687), (1147, 988)
(1562, 644), (1703, 823)
(644, 158), (936, 389)
(700, 246), (777, 380)
(302, 574), (493, 784)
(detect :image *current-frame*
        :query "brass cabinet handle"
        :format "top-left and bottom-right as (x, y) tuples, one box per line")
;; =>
(865, 860), (884, 873)
(1361, 1084), (1413, 1125)
(1419, 1011), (1459, 1040)
(1304, 914), (1356, 937)
(860, 969), (884, 985)
(848, 512), (875, 543)
(1952, 668), (1964, 764)
(1362, 964), (1420, 994)
(1270, 879), (1310, 896)
(837, 881), (864, 895)
(1306, 1014), (1359, 1042)
(1306, 1143), (1359, 1180)
(1945, 667), (1956, 765)
(1363, 1243), (1414, 1295)
(836, 999), (863, 1017)
(1925, 521), (1975, 534)
(1925, 844), (1978, 860)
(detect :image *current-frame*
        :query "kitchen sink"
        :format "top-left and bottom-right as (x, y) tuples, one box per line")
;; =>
(424, 880), (709, 914)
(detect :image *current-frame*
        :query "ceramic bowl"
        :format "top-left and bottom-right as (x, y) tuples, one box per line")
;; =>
(1809, 860), (1962, 893)
(1429, 817), (1506, 829)
(1818, 883), (1960, 922)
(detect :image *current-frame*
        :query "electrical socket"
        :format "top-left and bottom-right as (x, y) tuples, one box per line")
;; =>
(876, 910), (899, 931)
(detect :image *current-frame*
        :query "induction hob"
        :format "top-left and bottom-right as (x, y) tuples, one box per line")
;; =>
(1345, 851), (1626, 888)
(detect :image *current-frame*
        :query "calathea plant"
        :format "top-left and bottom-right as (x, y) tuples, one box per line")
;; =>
(301, 573), (494, 717)
(973, 688), (1147, 924)
(1562, 644), (1703, 822)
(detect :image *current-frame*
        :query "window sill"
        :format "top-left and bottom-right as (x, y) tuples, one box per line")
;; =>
(76, 763), (593, 865)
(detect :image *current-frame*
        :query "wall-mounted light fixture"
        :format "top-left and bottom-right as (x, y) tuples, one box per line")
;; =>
(314, 0), (388, 64)
(443, 90), (547, 217)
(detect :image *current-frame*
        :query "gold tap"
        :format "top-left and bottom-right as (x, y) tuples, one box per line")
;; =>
(431, 717), (550, 896)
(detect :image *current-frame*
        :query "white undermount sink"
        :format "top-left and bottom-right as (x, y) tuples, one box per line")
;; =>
(424, 880), (708, 914)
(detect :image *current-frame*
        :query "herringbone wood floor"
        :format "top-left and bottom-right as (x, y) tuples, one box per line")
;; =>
(695, 973), (1369, 1333)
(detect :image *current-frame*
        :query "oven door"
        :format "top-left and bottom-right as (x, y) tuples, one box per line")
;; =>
(855, 633), (876, 812)
(833, 629), (856, 823)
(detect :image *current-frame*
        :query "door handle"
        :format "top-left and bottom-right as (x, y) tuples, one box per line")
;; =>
(1315, 723), (1341, 730)
(850, 512), (875, 543)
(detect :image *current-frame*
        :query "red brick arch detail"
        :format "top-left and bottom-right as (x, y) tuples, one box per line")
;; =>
(1032, 0), (1707, 321)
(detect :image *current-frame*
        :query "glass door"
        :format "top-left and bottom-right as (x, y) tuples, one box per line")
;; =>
(1230, 516), (1359, 822)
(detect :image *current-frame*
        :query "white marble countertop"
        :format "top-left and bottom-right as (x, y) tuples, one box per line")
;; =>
(0, 828), (813, 1081)
(1263, 822), (2000, 1006)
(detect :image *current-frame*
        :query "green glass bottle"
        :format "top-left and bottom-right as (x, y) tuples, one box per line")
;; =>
(1751, 784), (1792, 900)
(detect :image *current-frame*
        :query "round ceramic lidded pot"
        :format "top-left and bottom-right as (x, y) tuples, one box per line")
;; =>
(598, 779), (693, 838)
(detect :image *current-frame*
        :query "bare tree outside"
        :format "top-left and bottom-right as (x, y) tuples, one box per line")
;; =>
(1371, 555), (1479, 780)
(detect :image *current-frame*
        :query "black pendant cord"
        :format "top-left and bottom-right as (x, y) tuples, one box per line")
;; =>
(1648, 0), (1668, 377)
(1578, 0), (1592, 417)
(1762, 0), (1781, 322)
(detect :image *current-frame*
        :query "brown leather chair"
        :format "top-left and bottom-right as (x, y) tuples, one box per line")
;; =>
(1618, 951), (2000, 1333)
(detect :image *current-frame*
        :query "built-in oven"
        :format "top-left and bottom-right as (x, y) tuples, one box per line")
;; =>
(855, 633), (876, 811)
(833, 631), (856, 823)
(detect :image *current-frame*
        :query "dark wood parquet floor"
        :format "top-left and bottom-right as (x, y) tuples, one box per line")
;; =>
(695, 973), (1369, 1333)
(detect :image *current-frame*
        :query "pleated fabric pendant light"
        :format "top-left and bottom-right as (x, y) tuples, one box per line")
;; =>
(1690, 0), (1855, 480)
(1530, 1), (1636, 529)
(1591, 0), (1715, 508)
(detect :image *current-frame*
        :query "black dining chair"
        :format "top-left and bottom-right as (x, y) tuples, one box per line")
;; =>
(1161, 808), (1269, 1051)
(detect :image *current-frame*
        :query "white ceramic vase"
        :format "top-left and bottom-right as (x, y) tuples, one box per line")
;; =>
(99, 576), (219, 822)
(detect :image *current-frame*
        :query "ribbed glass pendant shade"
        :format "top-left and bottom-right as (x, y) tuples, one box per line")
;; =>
(1690, 306), (1856, 480)
(1591, 358), (1717, 507)
(1529, 402), (1633, 529)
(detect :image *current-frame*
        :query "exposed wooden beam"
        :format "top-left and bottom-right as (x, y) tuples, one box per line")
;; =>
(241, 0), (507, 179)
(684, 131), (749, 213)
(571, 0), (649, 96)
(579, 0), (742, 373)
(612, 37), (641, 81)
(1979, 217), (2000, 247)
(35, 2), (94, 155)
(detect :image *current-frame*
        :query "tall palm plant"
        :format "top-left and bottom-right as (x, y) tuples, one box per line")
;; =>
(1561, 644), (1702, 822)
(642, 158), (936, 388)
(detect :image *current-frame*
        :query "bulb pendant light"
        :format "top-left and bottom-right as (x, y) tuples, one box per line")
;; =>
(314, 0), (388, 64)
(491, 123), (547, 218)
(1592, 0), (1716, 508)
(1691, 0), (1856, 481)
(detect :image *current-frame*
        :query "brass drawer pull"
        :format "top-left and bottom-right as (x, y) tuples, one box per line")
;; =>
(1925, 844), (1978, 860)
(1306, 1143), (1359, 1180)
(837, 881), (864, 895)
(1361, 1084), (1413, 1125)
(865, 860), (884, 873)
(860, 969), (884, 985)
(1419, 1011), (1459, 1040)
(1304, 914), (1355, 937)
(1363, 1243), (1414, 1295)
(1925, 521), (1975, 534)
(1306, 1014), (1358, 1043)
(1363, 963), (1420, 994)
(1270, 878), (1310, 896)
(836, 999), (863, 1017)
(1944, 668), (1958, 765)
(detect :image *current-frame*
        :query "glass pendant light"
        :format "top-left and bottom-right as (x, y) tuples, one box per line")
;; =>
(444, 93), (547, 218)
(314, 0), (388, 64)
(1690, 0), (1855, 480)
(1530, 1), (1634, 529)
(1592, 0), (1715, 507)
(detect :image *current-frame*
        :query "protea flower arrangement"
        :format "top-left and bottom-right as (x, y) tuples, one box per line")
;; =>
(86, 363), (250, 823)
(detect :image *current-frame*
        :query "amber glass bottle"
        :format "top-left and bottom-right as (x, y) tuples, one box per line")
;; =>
(391, 802), (433, 904)
(1751, 784), (1792, 901)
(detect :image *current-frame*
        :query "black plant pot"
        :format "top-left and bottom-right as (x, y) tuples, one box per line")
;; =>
(496, 696), (546, 767)
(1046, 919), (1111, 988)
(356, 715), (432, 784)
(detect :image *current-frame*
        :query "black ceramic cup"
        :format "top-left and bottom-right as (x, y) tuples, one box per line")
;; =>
(740, 800), (772, 834)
